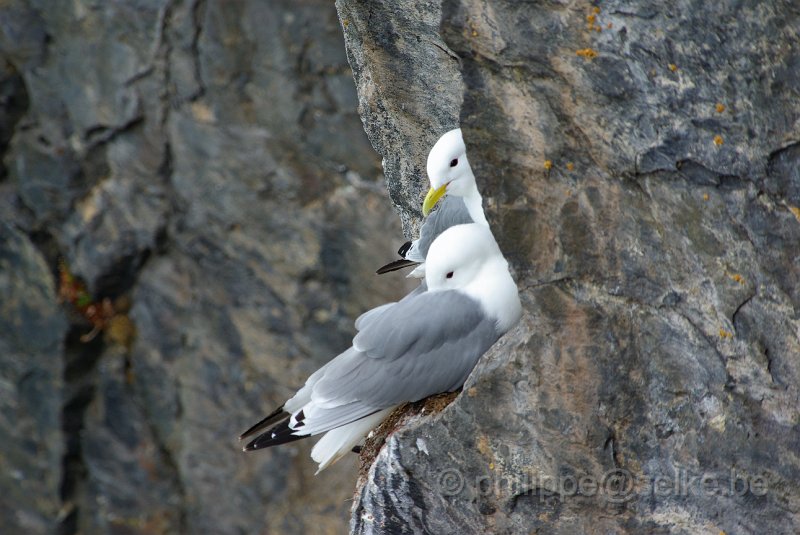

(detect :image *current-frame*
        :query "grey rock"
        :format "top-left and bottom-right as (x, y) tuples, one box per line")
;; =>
(0, 2), (47, 71)
(335, 0), (465, 235)
(341, 0), (800, 533)
(0, 223), (67, 534)
(76, 348), (184, 534)
(0, 61), (28, 180)
(1, 1), (412, 534)
(2, 0), (798, 533)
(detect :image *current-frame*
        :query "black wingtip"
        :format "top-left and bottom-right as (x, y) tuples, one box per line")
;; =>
(244, 419), (308, 451)
(397, 241), (413, 257)
(376, 259), (420, 275)
(239, 405), (288, 441)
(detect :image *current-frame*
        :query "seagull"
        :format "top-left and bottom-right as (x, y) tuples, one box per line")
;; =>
(240, 223), (522, 471)
(377, 128), (488, 278)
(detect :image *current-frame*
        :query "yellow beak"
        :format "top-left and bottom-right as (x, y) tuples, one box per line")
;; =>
(422, 184), (448, 216)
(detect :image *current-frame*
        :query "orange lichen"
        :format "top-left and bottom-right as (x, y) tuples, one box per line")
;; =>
(576, 48), (598, 59)
(668, 63), (678, 72)
(714, 135), (724, 146)
(58, 259), (134, 345)
(715, 103), (726, 113)
(107, 309), (136, 348)
(477, 435), (491, 456)
(719, 328), (733, 339)
(789, 205), (800, 223)
(566, 162), (575, 171)
(586, 7), (604, 31)
(544, 159), (553, 170)
(703, 193), (710, 201)
(730, 273), (745, 284)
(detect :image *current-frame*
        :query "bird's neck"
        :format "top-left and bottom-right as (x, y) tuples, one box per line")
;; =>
(465, 257), (522, 334)
(462, 183), (488, 227)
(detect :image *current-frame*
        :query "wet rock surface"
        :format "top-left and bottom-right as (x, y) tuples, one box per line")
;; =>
(340, 0), (800, 533)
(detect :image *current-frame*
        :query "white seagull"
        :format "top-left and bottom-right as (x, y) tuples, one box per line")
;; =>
(377, 128), (489, 278)
(241, 223), (521, 471)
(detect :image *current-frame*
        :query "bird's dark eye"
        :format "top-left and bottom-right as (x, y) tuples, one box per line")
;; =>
(449, 158), (458, 167)
(446, 271), (454, 279)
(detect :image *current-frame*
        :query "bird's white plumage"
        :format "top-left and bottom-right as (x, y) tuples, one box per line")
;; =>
(425, 128), (488, 226)
(310, 407), (394, 472)
(402, 128), (489, 278)
(246, 223), (521, 471)
(424, 224), (522, 333)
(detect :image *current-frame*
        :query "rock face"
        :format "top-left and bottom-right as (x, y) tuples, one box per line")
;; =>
(2, 0), (799, 533)
(1, 1), (413, 534)
(339, 0), (800, 533)
(0, 223), (67, 533)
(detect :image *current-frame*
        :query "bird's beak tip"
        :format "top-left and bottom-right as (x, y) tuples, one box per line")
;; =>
(422, 184), (447, 216)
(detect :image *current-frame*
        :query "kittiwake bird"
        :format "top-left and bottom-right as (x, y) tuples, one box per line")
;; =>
(377, 128), (489, 277)
(240, 223), (522, 472)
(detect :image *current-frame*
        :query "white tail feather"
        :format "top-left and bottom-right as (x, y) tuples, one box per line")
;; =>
(311, 407), (395, 473)
(406, 263), (426, 278)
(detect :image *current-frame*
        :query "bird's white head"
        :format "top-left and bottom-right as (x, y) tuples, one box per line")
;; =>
(423, 129), (478, 216)
(425, 223), (522, 332)
(425, 223), (501, 292)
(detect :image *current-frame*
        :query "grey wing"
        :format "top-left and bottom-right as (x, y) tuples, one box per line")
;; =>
(354, 304), (394, 331)
(414, 196), (474, 259)
(353, 281), (427, 331)
(297, 291), (499, 434)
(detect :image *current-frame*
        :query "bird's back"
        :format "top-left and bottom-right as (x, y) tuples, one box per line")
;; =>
(408, 196), (474, 262)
